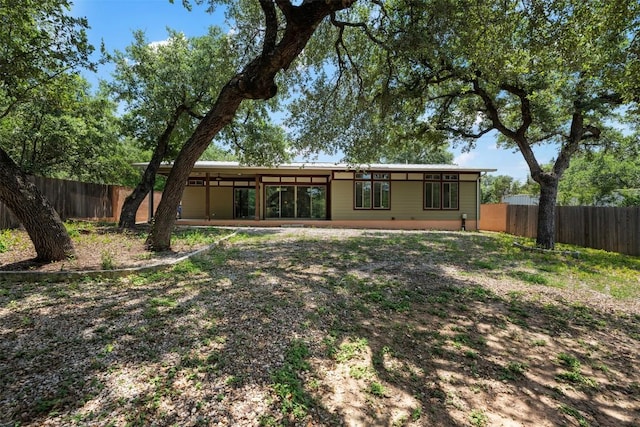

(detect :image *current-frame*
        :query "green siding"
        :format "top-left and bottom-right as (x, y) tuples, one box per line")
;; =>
(210, 187), (233, 219)
(331, 179), (478, 220)
(182, 187), (206, 219)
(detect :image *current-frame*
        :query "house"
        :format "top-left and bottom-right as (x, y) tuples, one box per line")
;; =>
(151, 161), (496, 230)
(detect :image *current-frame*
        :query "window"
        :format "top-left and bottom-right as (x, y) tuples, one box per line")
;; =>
(424, 173), (459, 210)
(355, 172), (390, 209)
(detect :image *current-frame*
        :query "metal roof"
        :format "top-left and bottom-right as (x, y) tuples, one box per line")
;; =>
(139, 160), (496, 173)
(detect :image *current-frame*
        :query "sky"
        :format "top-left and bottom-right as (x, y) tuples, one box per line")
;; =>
(71, 0), (558, 183)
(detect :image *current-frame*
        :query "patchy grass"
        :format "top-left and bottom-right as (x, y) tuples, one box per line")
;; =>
(0, 228), (638, 426)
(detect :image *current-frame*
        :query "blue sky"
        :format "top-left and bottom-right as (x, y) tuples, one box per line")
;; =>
(71, 0), (557, 182)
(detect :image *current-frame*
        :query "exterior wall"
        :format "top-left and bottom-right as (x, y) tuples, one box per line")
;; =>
(181, 186), (206, 219)
(175, 167), (483, 230)
(331, 179), (478, 222)
(210, 187), (233, 219)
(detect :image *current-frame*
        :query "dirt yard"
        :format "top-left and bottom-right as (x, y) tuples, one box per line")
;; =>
(0, 227), (638, 426)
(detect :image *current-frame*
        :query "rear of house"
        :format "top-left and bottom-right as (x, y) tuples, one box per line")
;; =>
(152, 161), (495, 230)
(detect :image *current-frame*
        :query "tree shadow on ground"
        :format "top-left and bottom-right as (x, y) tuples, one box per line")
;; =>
(0, 228), (638, 426)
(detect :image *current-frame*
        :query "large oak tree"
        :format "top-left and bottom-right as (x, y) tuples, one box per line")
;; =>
(289, 0), (640, 249)
(0, 0), (94, 260)
(109, 27), (293, 229)
(108, 28), (234, 228)
(145, 0), (359, 250)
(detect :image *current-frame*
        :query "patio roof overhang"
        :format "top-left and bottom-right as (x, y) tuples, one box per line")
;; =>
(134, 160), (497, 178)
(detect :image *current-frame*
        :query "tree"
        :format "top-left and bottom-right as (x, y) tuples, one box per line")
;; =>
(378, 139), (453, 164)
(290, 0), (640, 249)
(481, 175), (521, 204)
(558, 136), (640, 206)
(107, 28), (235, 228)
(145, 0), (359, 251)
(0, 0), (93, 261)
(0, 74), (138, 185)
(110, 27), (291, 229)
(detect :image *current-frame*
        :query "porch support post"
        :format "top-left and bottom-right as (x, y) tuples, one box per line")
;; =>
(205, 173), (210, 220)
(255, 175), (260, 220)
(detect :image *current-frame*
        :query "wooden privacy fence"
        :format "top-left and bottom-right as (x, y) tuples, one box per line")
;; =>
(480, 204), (640, 256)
(0, 176), (161, 229)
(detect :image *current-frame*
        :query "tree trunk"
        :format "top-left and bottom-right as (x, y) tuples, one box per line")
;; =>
(118, 109), (180, 229)
(118, 177), (154, 229)
(535, 173), (559, 250)
(145, 89), (243, 251)
(0, 148), (74, 261)
(145, 0), (355, 251)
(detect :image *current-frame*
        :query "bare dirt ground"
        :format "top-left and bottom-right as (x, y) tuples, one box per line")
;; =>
(0, 225), (214, 272)
(0, 227), (638, 427)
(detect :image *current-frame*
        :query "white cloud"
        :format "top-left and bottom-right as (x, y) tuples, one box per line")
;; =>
(453, 151), (477, 166)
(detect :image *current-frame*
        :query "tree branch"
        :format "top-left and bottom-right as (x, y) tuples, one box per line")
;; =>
(329, 12), (387, 47)
(499, 82), (532, 139)
(259, 0), (278, 56)
(435, 125), (493, 139)
(472, 79), (543, 177)
(330, 12), (363, 89)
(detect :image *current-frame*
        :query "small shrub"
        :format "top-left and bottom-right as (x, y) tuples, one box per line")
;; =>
(469, 409), (488, 427)
(500, 361), (528, 381)
(368, 381), (386, 397)
(100, 250), (115, 270)
(0, 229), (13, 253)
(335, 337), (368, 363)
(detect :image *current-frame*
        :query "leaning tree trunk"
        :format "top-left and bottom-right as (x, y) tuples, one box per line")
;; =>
(145, 0), (355, 251)
(145, 90), (242, 251)
(0, 148), (74, 261)
(118, 108), (182, 229)
(535, 173), (559, 250)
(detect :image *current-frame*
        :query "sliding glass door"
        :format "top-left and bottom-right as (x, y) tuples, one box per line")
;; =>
(265, 185), (326, 219)
(234, 188), (256, 219)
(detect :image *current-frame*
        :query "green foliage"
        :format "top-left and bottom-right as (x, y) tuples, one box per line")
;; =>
(378, 141), (454, 165)
(0, 0), (93, 113)
(0, 229), (15, 253)
(469, 409), (488, 427)
(107, 28), (232, 155)
(270, 339), (311, 420)
(500, 361), (528, 381)
(481, 175), (525, 204)
(0, 74), (139, 185)
(559, 405), (591, 427)
(558, 142), (640, 206)
(0, 0), (140, 188)
(334, 337), (369, 363)
(289, 0), (639, 248)
(368, 381), (386, 397)
(556, 353), (598, 389)
(108, 27), (290, 168)
(100, 250), (115, 270)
